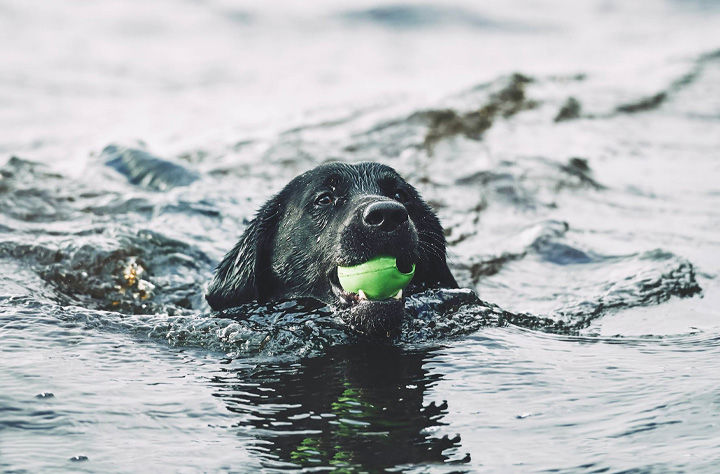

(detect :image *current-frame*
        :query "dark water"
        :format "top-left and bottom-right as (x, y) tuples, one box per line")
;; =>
(2, 1), (720, 472)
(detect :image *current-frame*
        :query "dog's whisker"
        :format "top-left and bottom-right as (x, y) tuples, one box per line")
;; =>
(417, 236), (445, 250)
(420, 246), (443, 258)
(417, 231), (446, 244)
(418, 242), (444, 260)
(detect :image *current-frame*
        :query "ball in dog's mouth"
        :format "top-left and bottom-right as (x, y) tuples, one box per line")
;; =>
(330, 256), (415, 338)
(337, 256), (415, 301)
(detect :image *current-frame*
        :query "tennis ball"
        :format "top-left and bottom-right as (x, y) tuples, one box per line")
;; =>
(337, 256), (415, 300)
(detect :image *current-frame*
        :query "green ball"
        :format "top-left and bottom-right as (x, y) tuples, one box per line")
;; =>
(337, 256), (415, 300)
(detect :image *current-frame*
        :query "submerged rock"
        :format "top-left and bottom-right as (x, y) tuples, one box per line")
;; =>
(103, 144), (199, 191)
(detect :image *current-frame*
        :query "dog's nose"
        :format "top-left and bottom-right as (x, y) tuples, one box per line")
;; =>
(362, 201), (408, 231)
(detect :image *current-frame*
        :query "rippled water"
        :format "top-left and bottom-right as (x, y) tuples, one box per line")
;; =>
(2, 0), (720, 471)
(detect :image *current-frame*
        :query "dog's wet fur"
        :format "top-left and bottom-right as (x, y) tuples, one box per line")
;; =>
(206, 162), (457, 337)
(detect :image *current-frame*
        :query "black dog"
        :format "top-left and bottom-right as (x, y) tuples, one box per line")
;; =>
(206, 162), (457, 336)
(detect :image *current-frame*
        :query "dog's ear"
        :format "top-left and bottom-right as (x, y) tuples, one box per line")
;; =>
(411, 204), (459, 290)
(414, 248), (458, 290)
(205, 197), (282, 310)
(430, 259), (458, 288)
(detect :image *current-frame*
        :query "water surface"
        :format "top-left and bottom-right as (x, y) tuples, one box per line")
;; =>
(1, 0), (720, 471)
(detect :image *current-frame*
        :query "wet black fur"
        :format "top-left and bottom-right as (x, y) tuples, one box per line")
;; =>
(206, 162), (457, 332)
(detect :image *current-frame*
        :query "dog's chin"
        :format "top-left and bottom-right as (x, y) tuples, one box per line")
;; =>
(343, 298), (405, 339)
(328, 271), (405, 339)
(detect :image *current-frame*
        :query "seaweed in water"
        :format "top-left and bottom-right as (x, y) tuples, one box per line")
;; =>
(615, 92), (668, 114)
(340, 4), (497, 29)
(411, 73), (538, 153)
(554, 96), (582, 122)
(613, 47), (720, 115)
(555, 157), (606, 191)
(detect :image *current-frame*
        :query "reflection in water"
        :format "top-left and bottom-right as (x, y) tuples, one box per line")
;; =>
(211, 345), (469, 470)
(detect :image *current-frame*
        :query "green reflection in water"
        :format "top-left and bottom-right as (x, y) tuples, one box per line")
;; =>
(290, 382), (394, 470)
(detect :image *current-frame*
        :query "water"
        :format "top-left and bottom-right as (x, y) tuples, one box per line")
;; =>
(2, 0), (720, 471)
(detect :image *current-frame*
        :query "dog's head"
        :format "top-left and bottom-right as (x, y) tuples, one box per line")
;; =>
(206, 162), (457, 337)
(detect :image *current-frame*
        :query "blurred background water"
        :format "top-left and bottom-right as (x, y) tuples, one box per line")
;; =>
(1, 0), (720, 471)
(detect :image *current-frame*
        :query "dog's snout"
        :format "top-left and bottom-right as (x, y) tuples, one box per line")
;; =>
(362, 201), (408, 231)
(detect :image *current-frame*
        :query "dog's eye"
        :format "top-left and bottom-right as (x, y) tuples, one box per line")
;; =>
(393, 189), (408, 202)
(314, 192), (333, 206)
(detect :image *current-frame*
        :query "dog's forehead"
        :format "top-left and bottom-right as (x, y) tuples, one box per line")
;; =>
(306, 162), (401, 192)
